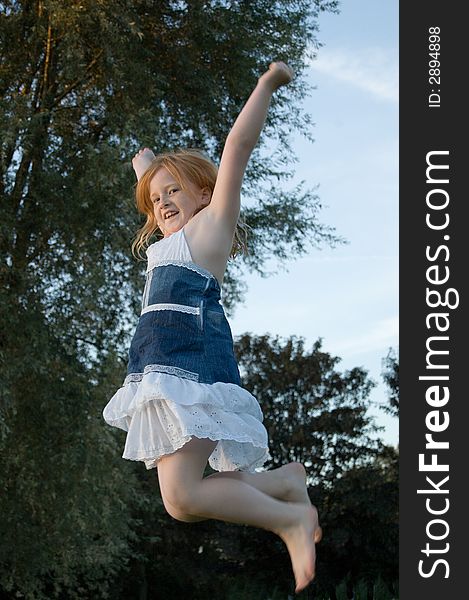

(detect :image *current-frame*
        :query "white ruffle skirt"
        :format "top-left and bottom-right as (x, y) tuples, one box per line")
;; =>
(102, 369), (272, 472)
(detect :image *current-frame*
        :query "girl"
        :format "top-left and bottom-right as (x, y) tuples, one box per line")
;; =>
(103, 61), (322, 594)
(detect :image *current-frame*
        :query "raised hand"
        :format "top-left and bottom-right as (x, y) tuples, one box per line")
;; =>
(260, 61), (294, 92)
(132, 147), (156, 181)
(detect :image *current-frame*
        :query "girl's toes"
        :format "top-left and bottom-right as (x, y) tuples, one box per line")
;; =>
(314, 526), (323, 543)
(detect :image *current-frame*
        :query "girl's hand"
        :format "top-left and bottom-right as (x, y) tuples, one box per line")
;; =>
(132, 148), (156, 181)
(260, 61), (294, 92)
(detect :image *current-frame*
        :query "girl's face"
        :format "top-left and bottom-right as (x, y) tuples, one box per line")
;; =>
(149, 167), (210, 237)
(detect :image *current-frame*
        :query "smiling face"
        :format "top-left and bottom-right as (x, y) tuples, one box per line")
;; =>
(149, 167), (211, 237)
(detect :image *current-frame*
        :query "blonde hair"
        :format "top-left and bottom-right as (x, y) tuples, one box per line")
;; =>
(131, 148), (249, 260)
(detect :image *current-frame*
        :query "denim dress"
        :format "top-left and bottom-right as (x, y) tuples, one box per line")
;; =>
(102, 227), (271, 472)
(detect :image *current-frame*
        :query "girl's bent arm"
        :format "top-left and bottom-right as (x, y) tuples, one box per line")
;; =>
(208, 62), (293, 230)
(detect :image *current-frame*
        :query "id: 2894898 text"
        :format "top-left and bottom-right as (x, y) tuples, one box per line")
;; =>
(428, 26), (441, 108)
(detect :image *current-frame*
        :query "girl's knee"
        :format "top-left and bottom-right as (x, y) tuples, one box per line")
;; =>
(162, 495), (205, 523)
(163, 500), (190, 522)
(158, 474), (193, 513)
(157, 473), (200, 519)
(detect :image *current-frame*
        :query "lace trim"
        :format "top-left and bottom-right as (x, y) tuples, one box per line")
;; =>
(131, 434), (272, 473)
(146, 259), (216, 282)
(129, 434), (272, 472)
(127, 433), (270, 456)
(141, 302), (200, 316)
(123, 364), (199, 385)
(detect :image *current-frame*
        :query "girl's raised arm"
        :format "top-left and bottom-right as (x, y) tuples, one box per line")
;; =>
(208, 62), (294, 229)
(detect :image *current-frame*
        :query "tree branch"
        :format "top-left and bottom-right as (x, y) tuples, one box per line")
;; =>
(51, 50), (104, 109)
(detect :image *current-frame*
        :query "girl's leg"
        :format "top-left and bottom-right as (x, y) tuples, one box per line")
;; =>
(204, 461), (311, 503)
(157, 453), (308, 520)
(157, 436), (321, 594)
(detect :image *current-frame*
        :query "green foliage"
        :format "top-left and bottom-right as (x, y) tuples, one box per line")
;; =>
(220, 575), (399, 600)
(312, 448), (398, 597)
(235, 334), (381, 484)
(332, 576), (398, 600)
(381, 347), (399, 418)
(0, 298), (144, 598)
(231, 335), (397, 597)
(1, 0), (342, 317)
(0, 2), (398, 598)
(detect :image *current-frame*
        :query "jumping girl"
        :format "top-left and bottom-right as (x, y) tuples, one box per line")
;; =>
(103, 61), (322, 594)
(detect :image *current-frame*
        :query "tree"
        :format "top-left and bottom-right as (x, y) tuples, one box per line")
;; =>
(235, 334), (381, 485)
(381, 347), (399, 418)
(313, 447), (398, 599)
(0, 302), (146, 599)
(223, 333), (395, 598)
(1, 1), (343, 597)
(1, 0), (342, 317)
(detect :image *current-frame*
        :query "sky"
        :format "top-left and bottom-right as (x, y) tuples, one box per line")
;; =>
(229, 0), (399, 446)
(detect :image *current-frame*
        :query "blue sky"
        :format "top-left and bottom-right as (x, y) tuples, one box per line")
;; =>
(229, 0), (399, 446)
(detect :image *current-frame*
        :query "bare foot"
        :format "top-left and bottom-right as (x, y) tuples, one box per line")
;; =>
(281, 462), (310, 504)
(274, 503), (321, 594)
(132, 147), (156, 181)
(281, 463), (323, 544)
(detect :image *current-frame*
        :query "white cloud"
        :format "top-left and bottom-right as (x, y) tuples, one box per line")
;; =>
(332, 316), (399, 356)
(308, 47), (398, 104)
(303, 254), (396, 264)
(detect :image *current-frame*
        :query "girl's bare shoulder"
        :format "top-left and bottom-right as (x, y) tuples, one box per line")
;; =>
(183, 207), (235, 284)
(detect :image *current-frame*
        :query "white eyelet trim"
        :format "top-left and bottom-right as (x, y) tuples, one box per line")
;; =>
(124, 364), (199, 384)
(141, 303), (200, 316)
